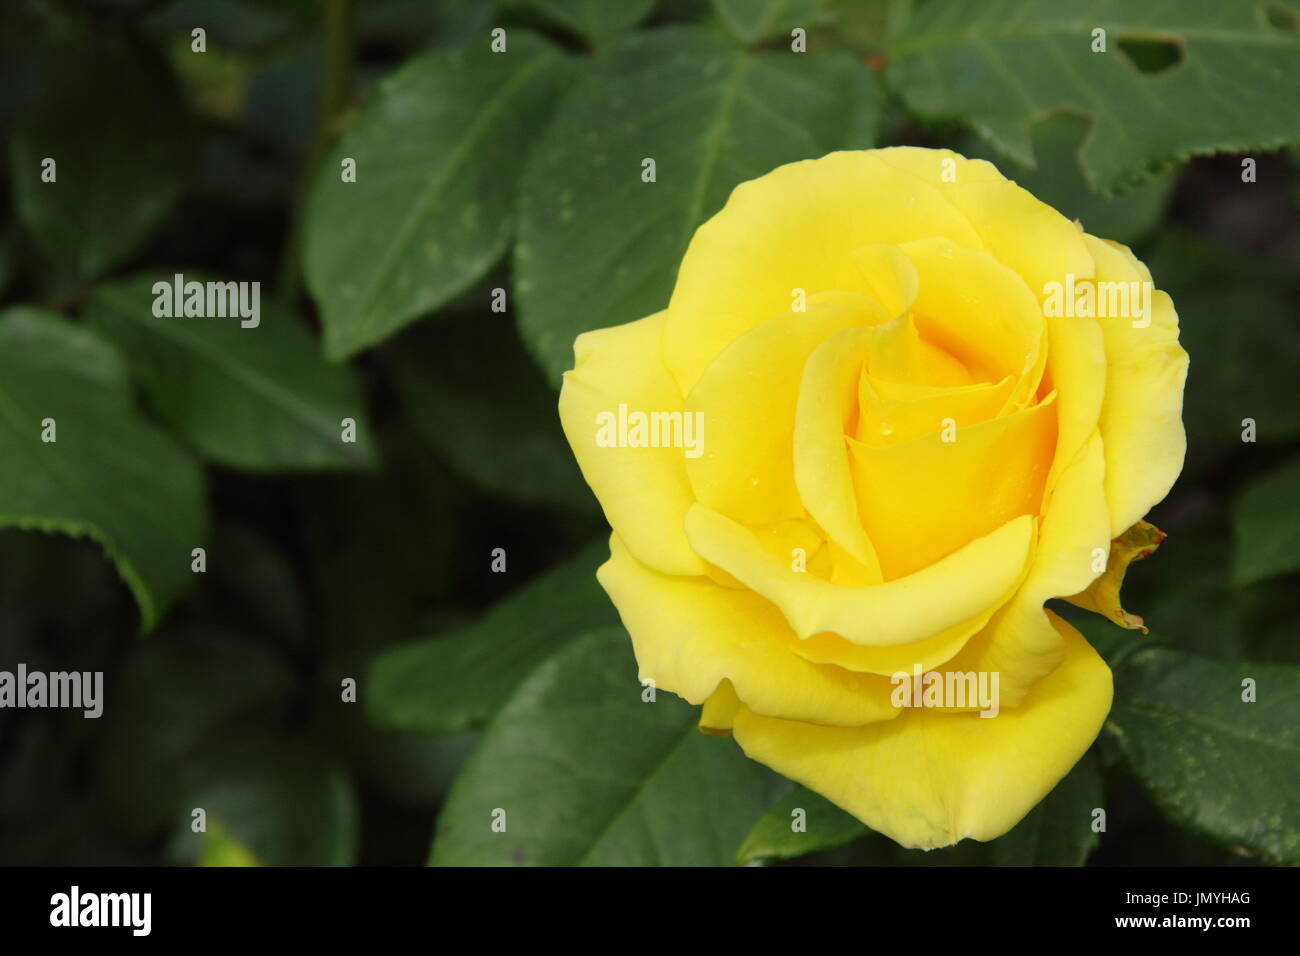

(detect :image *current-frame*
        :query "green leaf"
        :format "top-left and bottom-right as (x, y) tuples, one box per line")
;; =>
(198, 819), (262, 867)
(84, 274), (376, 472)
(0, 228), (17, 299)
(290, 428), (468, 657)
(242, 38), (322, 153)
(94, 623), (293, 839)
(368, 540), (617, 734)
(396, 313), (596, 512)
(171, 735), (359, 866)
(344, 729), (478, 808)
(520, 0), (656, 42)
(304, 32), (573, 359)
(1236, 575), (1300, 669)
(736, 785), (865, 865)
(0, 308), (207, 631)
(1141, 233), (1300, 446)
(0, 308), (132, 401)
(144, 0), (298, 50)
(712, 0), (832, 45)
(358, 0), (497, 52)
(516, 26), (881, 382)
(989, 747), (1104, 865)
(884, 0), (1300, 195)
(1186, 290), (1300, 445)
(431, 627), (787, 865)
(1232, 454), (1300, 587)
(826, 0), (913, 51)
(962, 114), (1176, 244)
(1102, 520), (1299, 665)
(1105, 644), (1300, 864)
(8, 26), (194, 277)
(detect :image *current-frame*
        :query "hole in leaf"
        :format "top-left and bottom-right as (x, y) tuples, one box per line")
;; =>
(1265, 1), (1300, 31)
(1115, 38), (1185, 75)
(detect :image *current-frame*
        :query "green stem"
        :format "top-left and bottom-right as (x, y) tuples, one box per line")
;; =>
(277, 0), (355, 303)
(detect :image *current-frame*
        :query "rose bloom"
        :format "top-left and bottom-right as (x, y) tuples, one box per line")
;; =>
(559, 148), (1187, 849)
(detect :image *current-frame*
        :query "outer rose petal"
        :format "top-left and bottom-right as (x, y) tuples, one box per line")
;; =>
(558, 312), (703, 576)
(876, 148), (1096, 297)
(663, 150), (985, 395)
(1083, 234), (1188, 537)
(699, 679), (741, 735)
(1042, 310), (1107, 491)
(598, 534), (899, 727)
(731, 610), (1112, 849)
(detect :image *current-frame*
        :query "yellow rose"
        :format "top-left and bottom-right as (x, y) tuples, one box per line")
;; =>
(558, 147), (1188, 849)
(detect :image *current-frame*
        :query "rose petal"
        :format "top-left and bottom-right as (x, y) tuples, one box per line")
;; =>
(683, 291), (882, 525)
(855, 373), (1015, 446)
(663, 150), (986, 394)
(793, 325), (884, 579)
(559, 311), (703, 576)
(847, 395), (1057, 579)
(1083, 234), (1188, 537)
(598, 534), (899, 727)
(731, 610), (1112, 849)
(899, 236), (1046, 386)
(683, 503), (1035, 647)
(942, 432), (1112, 706)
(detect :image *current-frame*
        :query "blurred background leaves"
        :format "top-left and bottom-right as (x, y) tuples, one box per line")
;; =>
(0, 0), (1297, 867)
